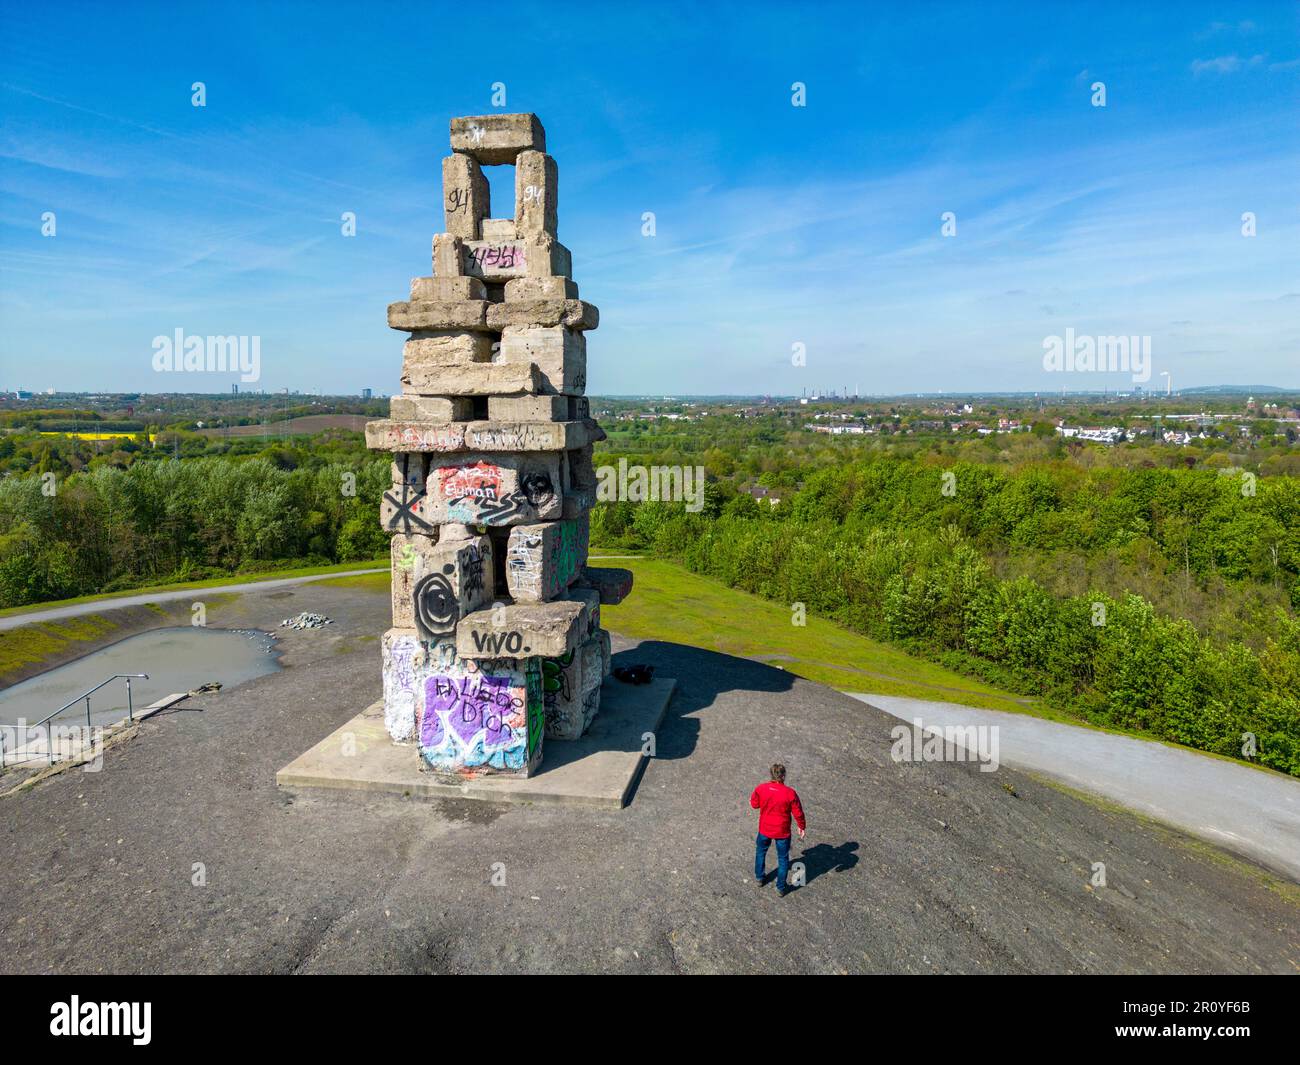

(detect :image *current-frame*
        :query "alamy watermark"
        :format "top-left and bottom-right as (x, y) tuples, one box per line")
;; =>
(1, 721), (104, 771)
(596, 459), (704, 513)
(152, 328), (261, 382)
(50, 997), (150, 1045)
(890, 718), (1000, 772)
(1042, 328), (1150, 383)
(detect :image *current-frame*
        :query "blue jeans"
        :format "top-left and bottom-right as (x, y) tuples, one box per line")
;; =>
(755, 833), (791, 890)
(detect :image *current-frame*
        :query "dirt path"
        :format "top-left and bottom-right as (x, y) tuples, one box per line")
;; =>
(0, 570), (385, 632)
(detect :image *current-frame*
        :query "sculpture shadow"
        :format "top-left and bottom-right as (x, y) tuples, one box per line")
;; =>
(541, 638), (798, 780)
(609, 638), (797, 763)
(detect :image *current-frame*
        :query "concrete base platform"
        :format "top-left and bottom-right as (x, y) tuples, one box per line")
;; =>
(276, 676), (676, 809)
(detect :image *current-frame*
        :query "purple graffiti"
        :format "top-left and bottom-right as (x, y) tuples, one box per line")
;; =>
(421, 673), (518, 750)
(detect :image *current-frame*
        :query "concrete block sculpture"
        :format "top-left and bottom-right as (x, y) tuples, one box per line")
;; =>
(368, 114), (634, 777)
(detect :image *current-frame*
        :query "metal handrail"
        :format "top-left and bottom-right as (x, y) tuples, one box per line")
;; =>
(0, 674), (148, 768)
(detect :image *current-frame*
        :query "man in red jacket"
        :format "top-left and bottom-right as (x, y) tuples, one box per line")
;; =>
(750, 763), (806, 896)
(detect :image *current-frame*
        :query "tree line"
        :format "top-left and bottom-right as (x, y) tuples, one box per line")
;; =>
(0, 455), (390, 605)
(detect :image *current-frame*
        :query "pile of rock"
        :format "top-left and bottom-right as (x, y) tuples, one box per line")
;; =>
(366, 113), (632, 778)
(280, 612), (333, 630)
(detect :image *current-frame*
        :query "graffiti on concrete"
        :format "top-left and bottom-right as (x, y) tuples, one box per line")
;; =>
(419, 660), (541, 771)
(464, 542), (486, 596)
(384, 454), (433, 533)
(436, 460), (505, 505)
(382, 632), (421, 741)
(413, 567), (458, 638)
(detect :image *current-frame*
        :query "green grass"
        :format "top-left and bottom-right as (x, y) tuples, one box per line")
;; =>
(0, 614), (122, 678)
(0, 560), (388, 620)
(7, 551), (1281, 770)
(317, 553), (1033, 711)
(597, 557), (1036, 712)
(318, 572), (391, 591)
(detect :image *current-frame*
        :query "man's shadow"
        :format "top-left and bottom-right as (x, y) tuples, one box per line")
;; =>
(793, 841), (859, 884)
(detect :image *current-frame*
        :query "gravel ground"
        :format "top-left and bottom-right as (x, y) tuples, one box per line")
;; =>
(1, 580), (1296, 974)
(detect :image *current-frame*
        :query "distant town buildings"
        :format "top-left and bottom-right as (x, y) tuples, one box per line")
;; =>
(1056, 424), (1125, 444)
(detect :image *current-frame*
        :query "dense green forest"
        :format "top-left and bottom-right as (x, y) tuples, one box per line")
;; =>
(0, 445), (391, 603)
(1, 413), (1297, 775)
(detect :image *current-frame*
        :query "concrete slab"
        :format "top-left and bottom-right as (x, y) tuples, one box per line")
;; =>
(276, 676), (675, 809)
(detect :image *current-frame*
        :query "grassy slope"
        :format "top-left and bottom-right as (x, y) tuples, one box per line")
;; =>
(320, 560), (1030, 710)
(317, 572), (391, 591)
(593, 558), (1294, 771)
(0, 613), (132, 678)
(594, 557), (1039, 712)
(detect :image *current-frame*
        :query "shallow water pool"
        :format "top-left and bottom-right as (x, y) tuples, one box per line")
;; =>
(0, 626), (280, 729)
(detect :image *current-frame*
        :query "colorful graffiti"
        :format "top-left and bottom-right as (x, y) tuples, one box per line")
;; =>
(419, 661), (541, 772)
(547, 520), (580, 592)
(435, 460), (504, 504)
(370, 117), (624, 778)
(526, 659), (544, 753)
(539, 636), (606, 742)
(541, 649), (575, 732)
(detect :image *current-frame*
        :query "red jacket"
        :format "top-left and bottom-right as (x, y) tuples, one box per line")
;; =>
(750, 780), (806, 840)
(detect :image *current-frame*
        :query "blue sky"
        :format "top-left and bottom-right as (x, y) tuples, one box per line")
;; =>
(1, 1), (1297, 396)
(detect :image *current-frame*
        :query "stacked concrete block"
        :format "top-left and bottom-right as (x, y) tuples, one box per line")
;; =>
(382, 629), (425, 742)
(515, 150), (558, 238)
(505, 517), (588, 601)
(389, 395), (473, 422)
(500, 325), (587, 394)
(455, 596), (593, 660)
(540, 626), (611, 742)
(390, 532), (440, 627)
(575, 565), (634, 605)
(450, 113), (545, 164)
(442, 153), (489, 239)
(412, 533), (495, 641)
(367, 113), (633, 778)
(424, 453), (563, 525)
(419, 650), (544, 774)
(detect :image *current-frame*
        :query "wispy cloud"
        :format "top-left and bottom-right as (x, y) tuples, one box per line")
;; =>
(1190, 54), (1265, 75)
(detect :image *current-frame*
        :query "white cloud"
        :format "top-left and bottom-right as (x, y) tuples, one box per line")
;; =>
(1191, 54), (1266, 75)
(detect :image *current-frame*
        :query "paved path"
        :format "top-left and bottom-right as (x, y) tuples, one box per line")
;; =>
(852, 694), (1300, 883)
(0, 580), (1296, 974)
(0, 570), (385, 632)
